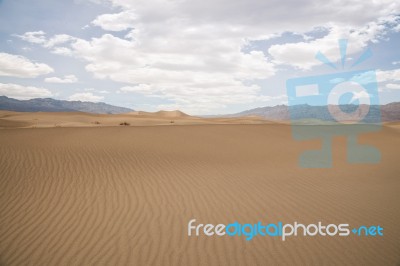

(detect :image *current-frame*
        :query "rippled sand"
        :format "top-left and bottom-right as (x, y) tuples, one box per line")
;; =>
(0, 123), (399, 265)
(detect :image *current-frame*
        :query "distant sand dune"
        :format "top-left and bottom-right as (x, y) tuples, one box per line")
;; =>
(153, 110), (190, 117)
(0, 123), (400, 265)
(0, 110), (272, 128)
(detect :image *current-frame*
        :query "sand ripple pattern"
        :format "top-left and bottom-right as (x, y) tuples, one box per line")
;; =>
(0, 125), (400, 265)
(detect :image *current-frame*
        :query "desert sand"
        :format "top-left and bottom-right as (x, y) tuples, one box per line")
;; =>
(0, 112), (399, 265)
(0, 110), (275, 128)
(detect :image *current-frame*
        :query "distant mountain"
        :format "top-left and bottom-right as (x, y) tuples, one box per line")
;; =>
(2, 95), (400, 121)
(229, 102), (400, 122)
(0, 96), (133, 114)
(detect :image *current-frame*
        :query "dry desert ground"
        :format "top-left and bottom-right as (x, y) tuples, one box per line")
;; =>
(0, 111), (399, 265)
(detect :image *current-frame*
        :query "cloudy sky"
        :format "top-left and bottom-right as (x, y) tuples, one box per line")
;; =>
(0, 0), (399, 115)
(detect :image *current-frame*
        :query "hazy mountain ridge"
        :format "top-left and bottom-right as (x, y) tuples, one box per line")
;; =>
(230, 102), (400, 122)
(1, 96), (400, 121)
(0, 96), (133, 114)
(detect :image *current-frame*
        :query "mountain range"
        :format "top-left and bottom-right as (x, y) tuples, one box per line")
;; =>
(0, 96), (133, 114)
(1, 96), (400, 121)
(231, 102), (400, 122)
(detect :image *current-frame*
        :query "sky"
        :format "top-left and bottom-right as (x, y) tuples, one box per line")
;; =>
(0, 0), (399, 115)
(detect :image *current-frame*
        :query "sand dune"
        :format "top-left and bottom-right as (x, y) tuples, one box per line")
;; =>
(0, 117), (399, 265)
(153, 110), (190, 117)
(126, 110), (190, 117)
(0, 110), (272, 128)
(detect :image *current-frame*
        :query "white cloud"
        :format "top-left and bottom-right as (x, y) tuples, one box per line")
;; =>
(351, 90), (370, 100)
(345, 68), (400, 87)
(376, 69), (400, 82)
(120, 84), (156, 95)
(60, 32), (276, 113)
(386, 83), (400, 90)
(15, 32), (77, 51)
(350, 68), (400, 91)
(0, 52), (53, 78)
(92, 10), (137, 31)
(51, 47), (74, 56)
(85, 88), (110, 93)
(0, 83), (52, 100)
(268, 20), (391, 70)
(14, 31), (46, 44)
(105, 0), (398, 33)
(68, 92), (104, 102)
(44, 34), (77, 48)
(45, 75), (78, 83)
(16, 0), (400, 113)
